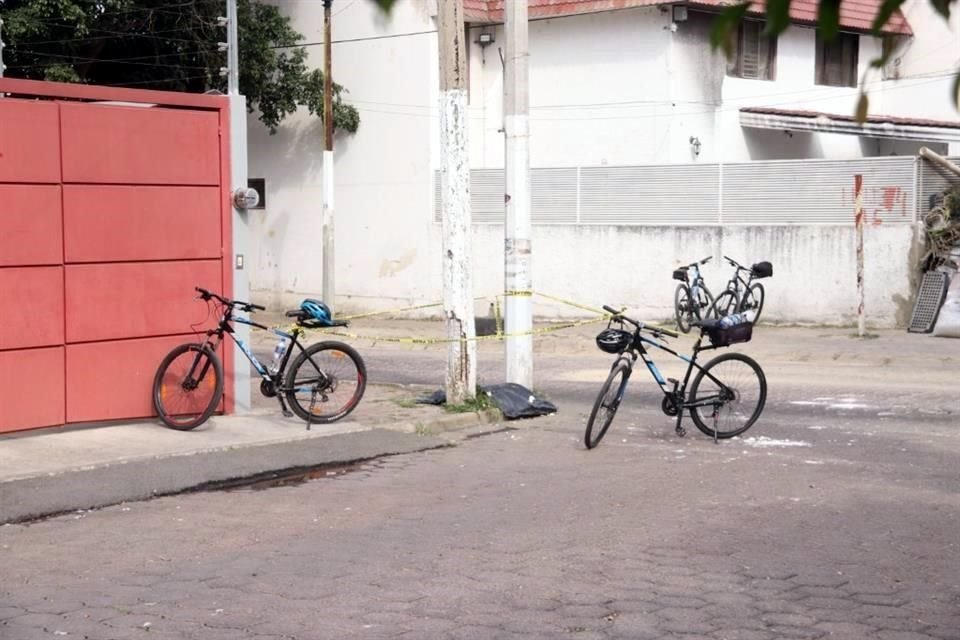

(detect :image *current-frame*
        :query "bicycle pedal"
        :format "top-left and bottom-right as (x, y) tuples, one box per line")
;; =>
(675, 426), (686, 437)
(282, 409), (294, 418)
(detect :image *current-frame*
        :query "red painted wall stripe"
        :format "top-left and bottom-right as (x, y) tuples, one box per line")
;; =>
(0, 100), (61, 184)
(0, 185), (63, 267)
(60, 103), (220, 186)
(0, 266), (65, 351)
(64, 260), (222, 344)
(64, 185), (222, 263)
(0, 347), (65, 432)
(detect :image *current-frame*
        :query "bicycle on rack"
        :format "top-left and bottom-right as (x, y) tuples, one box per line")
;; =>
(673, 256), (715, 333)
(152, 287), (366, 431)
(584, 305), (767, 449)
(711, 256), (773, 322)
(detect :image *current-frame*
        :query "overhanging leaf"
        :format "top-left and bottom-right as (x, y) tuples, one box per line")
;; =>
(763, 0), (792, 37)
(710, 3), (751, 57)
(818, 0), (841, 41)
(930, 0), (952, 19)
(871, 0), (906, 33)
(953, 71), (960, 109)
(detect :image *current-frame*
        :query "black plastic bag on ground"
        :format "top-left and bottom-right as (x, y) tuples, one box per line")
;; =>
(416, 383), (557, 420)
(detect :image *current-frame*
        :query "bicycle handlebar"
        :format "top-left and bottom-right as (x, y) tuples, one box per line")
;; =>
(195, 287), (265, 312)
(686, 256), (712, 268)
(602, 305), (680, 339)
(723, 255), (748, 271)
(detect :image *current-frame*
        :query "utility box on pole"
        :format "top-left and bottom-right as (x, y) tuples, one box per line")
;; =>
(437, 0), (477, 404)
(504, 0), (533, 388)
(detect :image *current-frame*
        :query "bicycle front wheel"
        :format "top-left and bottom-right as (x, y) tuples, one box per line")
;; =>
(740, 283), (765, 323)
(674, 284), (693, 333)
(285, 341), (367, 423)
(152, 343), (223, 430)
(584, 360), (631, 449)
(688, 352), (766, 439)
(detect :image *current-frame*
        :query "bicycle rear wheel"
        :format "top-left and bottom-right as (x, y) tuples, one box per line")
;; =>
(152, 343), (223, 430)
(709, 290), (740, 319)
(285, 341), (367, 423)
(740, 283), (765, 323)
(674, 284), (693, 333)
(688, 352), (766, 439)
(584, 360), (631, 449)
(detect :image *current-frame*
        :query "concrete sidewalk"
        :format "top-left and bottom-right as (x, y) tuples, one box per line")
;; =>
(0, 381), (504, 524)
(2, 317), (957, 524)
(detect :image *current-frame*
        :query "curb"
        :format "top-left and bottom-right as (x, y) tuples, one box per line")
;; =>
(0, 409), (507, 525)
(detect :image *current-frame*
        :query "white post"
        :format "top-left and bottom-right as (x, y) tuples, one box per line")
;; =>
(437, 0), (477, 404)
(504, 0), (533, 389)
(322, 0), (336, 311)
(0, 17), (7, 78)
(225, 0), (251, 411)
(854, 174), (865, 337)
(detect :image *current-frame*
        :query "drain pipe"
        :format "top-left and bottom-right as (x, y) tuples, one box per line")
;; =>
(919, 147), (960, 178)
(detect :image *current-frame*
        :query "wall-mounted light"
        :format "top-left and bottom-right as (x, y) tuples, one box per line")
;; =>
(689, 136), (702, 158)
(672, 5), (688, 22)
(233, 187), (260, 210)
(476, 31), (495, 47)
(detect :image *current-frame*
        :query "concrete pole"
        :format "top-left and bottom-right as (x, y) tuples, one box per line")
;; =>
(504, 0), (533, 388)
(225, 0), (239, 94)
(854, 174), (865, 337)
(0, 17), (6, 78)
(437, 0), (477, 404)
(322, 0), (336, 312)
(226, 0), (251, 410)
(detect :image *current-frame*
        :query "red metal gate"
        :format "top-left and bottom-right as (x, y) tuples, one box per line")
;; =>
(0, 79), (233, 433)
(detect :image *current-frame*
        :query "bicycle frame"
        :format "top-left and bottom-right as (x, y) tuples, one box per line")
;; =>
(196, 309), (318, 416)
(610, 327), (731, 438)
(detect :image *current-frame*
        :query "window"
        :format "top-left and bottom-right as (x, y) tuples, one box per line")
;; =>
(816, 32), (859, 87)
(727, 20), (777, 81)
(248, 178), (265, 210)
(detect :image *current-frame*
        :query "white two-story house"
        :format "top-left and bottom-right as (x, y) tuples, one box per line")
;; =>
(247, 0), (960, 327)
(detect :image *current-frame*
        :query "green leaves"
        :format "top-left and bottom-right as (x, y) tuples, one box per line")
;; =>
(709, 3), (751, 56)
(763, 0), (792, 38)
(871, 0), (906, 32)
(0, 0), (361, 135)
(817, 0), (841, 41)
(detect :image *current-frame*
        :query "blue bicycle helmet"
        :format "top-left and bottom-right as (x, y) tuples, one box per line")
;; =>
(300, 299), (333, 327)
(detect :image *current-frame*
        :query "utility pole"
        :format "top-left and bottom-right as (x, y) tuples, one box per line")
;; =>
(504, 0), (533, 388)
(1, 17), (6, 78)
(322, 0), (336, 311)
(437, 0), (477, 404)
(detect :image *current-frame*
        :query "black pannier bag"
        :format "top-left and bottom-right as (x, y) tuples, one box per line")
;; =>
(673, 267), (689, 282)
(751, 261), (773, 278)
(705, 321), (753, 347)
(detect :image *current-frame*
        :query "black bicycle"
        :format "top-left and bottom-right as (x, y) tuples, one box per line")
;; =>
(672, 256), (715, 333)
(584, 305), (766, 449)
(152, 287), (366, 430)
(711, 256), (773, 322)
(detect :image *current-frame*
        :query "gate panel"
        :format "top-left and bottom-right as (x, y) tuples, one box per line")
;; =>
(60, 103), (220, 185)
(64, 186), (222, 263)
(0, 266), (64, 351)
(64, 260), (221, 344)
(0, 186), (63, 267)
(0, 100), (61, 183)
(0, 347), (65, 432)
(65, 336), (204, 423)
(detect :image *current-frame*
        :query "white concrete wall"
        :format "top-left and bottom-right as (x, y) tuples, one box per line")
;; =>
(470, 223), (921, 328)
(247, 1), (939, 327)
(247, 0), (444, 311)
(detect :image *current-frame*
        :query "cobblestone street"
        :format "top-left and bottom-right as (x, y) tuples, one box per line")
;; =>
(3, 394), (959, 639)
